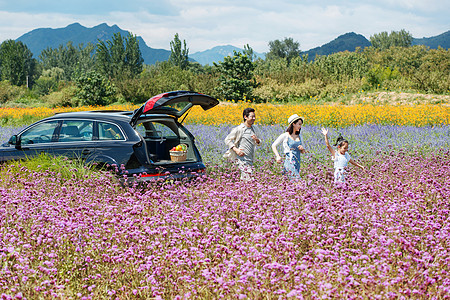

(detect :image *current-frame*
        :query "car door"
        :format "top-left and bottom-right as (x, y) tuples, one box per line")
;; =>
(92, 121), (134, 167)
(51, 119), (96, 161)
(0, 120), (61, 162)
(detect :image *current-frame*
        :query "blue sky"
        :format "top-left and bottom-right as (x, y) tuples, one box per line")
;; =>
(0, 0), (448, 53)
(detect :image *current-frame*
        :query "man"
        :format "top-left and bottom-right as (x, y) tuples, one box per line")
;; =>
(224, 107), (262, 181)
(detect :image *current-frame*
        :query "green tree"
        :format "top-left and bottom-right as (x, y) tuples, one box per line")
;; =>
(169, 33), (189, 70)
(243, 44), (256, 62)
(0, 40), (37, 86)
(125, 34), (144, 77)
(214, 50), (256, 101)
(39, 42), (95, 81)
(74, 70), (116, 106)
(266, 37), (301, 64)
(96, 32), (143, 80)
(32, 67), (65, 95)
(108, 33), (126, 78)
(370, 29), (413, 50)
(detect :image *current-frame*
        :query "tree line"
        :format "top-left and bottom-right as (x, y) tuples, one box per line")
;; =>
(0, 29), (448, 107)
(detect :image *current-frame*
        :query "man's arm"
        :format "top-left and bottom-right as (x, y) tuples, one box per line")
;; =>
(224, 126), (238, 149)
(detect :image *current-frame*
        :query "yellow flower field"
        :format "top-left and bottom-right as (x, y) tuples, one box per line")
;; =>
(185, 103), (450, 127)
(1, 103), (449, 127)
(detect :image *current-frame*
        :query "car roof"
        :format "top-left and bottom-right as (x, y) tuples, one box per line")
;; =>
(46, 110), (177, 122)
(51, 110), (131, 119)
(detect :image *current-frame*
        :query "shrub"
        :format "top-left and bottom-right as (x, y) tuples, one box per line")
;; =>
(320, 78), (365, 99)
(253, 78), (324, 102)
(42, 84), (77, 107)
(0, 80), (28, 104)
(115, 62), (208, 104)
(252, 78), (279, 102)
(32, 76), (59, 96)
(314, 51), (369, 82)
(366, 64), (400, 88)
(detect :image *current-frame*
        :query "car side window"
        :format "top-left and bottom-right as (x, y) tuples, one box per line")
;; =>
(20, 121), (59, 144)
(59, 120), (94, 142)
(98, 122), (125, 140)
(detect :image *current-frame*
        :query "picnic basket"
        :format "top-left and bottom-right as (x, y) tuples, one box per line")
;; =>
(169, 144), (188, 162)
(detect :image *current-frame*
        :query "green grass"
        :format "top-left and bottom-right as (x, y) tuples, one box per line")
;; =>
(1, 153), (106, 181)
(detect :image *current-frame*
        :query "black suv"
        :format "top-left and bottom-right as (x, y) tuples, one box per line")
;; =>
(0, 91), (219, 181)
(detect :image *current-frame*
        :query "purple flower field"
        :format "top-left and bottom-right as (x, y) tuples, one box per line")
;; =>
(187, 124), (450, 165)
(1, 125), (450, 299)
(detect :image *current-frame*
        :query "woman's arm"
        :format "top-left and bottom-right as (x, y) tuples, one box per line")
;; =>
(321, 128), (335, 156)
(297, 134), (306, 153)
(253, 126), (262, 146)
(271, 133), (286, 164)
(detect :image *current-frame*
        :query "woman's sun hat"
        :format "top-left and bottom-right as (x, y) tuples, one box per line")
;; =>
(288, 114), (303, 126)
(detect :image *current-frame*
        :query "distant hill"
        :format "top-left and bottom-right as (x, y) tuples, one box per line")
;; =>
(190, 45), (265, 65)
(412, 30), (450, 49)
(16, 23), (170, 65)
(16, 23), (264, 65)
(303, 32), (371, 60)
(14, 23), (450, 65)
(303, 31), (450, 61)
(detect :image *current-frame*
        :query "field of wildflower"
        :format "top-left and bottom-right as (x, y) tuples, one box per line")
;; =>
(1, 102), (449, 127)
(1, 104), (450, 299)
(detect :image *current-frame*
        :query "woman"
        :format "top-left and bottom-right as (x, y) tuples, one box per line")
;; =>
(272, 114), (306, 180)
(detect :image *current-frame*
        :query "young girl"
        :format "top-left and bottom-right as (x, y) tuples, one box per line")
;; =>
(321, 128), (364, 183)
(272, 114), (306, 180)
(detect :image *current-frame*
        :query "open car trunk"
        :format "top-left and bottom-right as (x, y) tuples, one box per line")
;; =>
(135, 117), (199, 164)
(130, 90), (218, 166)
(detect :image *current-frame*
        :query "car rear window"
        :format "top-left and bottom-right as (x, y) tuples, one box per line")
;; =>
(98, 122), (125, 140)
(136, 121), (180, 138)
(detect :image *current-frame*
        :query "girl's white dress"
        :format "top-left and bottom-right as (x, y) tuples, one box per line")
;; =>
(333, 151), (351, 182)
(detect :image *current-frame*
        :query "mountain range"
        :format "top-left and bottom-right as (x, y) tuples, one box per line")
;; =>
(189, 45), (265, 65)
(15, 23), (450, 66)
(303, 32), (371, 59)
(17, 23), (170, 65)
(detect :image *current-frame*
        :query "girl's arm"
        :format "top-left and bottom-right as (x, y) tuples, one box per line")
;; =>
(349, 159), (365, 170)
(321, 128), (335, 156)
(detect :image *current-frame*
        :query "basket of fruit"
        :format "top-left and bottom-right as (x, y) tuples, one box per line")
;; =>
(169, 144), (188, 162)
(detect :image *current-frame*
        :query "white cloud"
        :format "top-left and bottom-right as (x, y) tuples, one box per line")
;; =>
(377, 0), (448, 12)
(0, 0), (448, 53)
(0, 11), (77, 40)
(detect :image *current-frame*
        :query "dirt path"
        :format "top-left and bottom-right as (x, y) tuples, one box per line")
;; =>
(349, 91), (450, 105)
